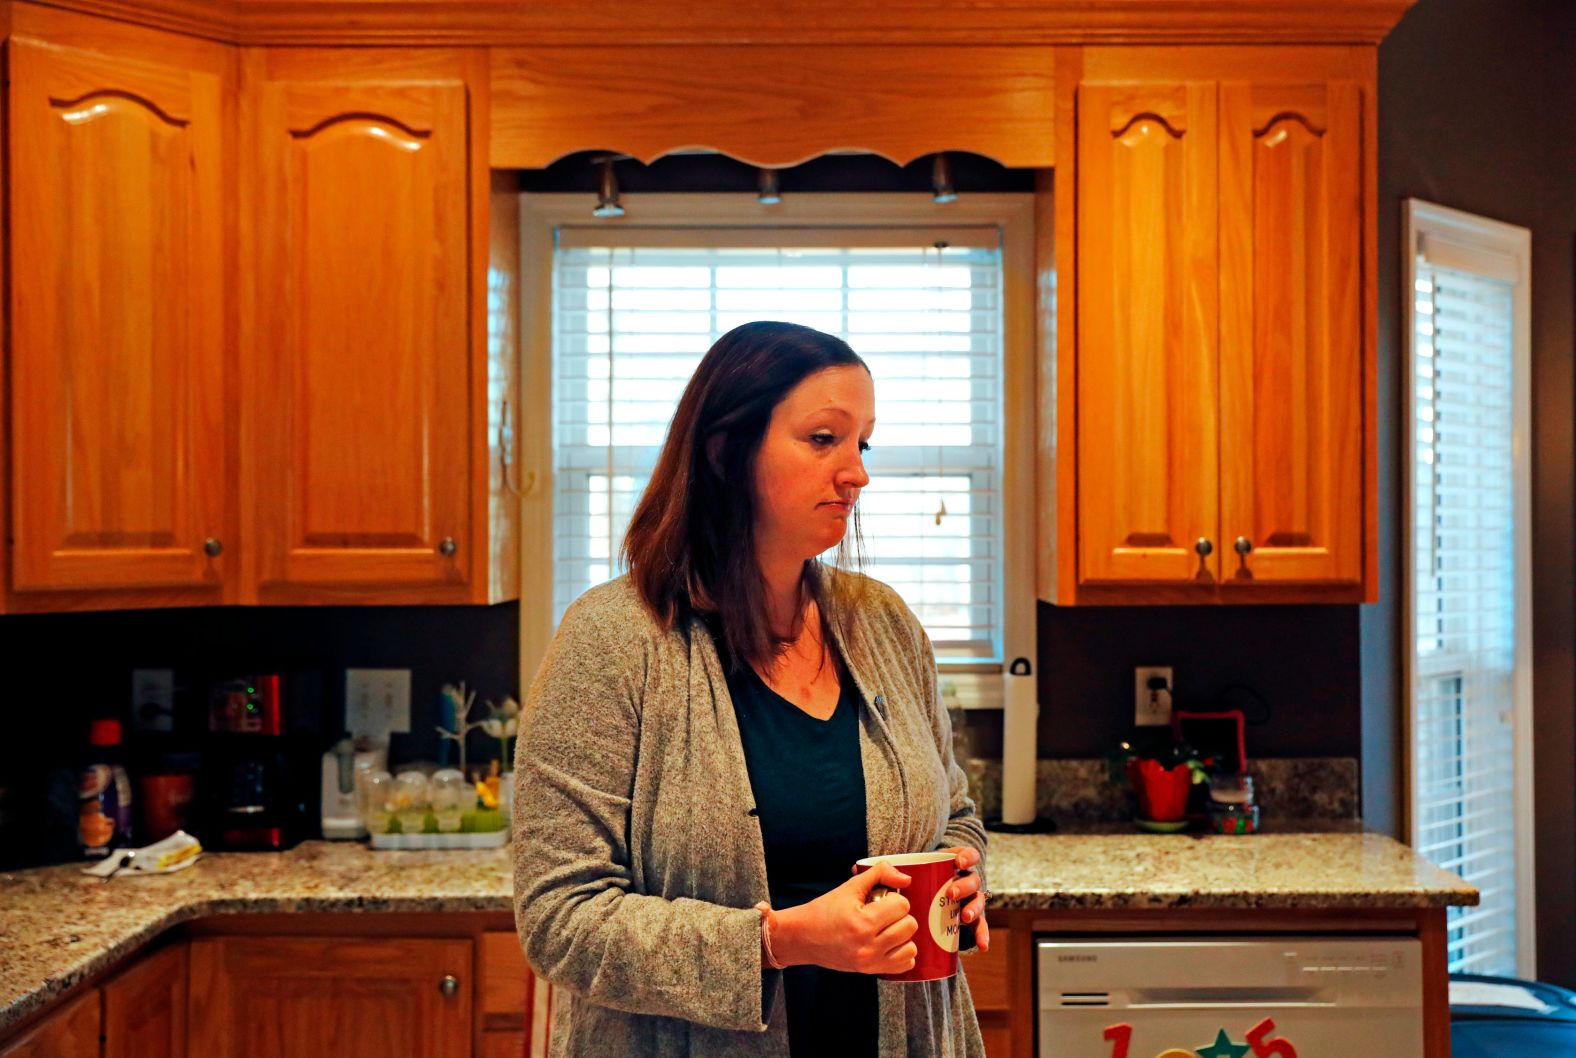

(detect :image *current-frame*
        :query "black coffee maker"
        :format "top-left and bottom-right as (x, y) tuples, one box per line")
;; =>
(200, 674), (315, 850)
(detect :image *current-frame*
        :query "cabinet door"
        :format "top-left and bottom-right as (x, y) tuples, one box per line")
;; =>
(8, 39), (227, 593)
(187, 936), (472, 1058)
(1218, 81), (1364, 588)
(250, 66), (472, 594)
(104, 943), (187, 1058)
(0, 990), (100, 1058)
(1076, 81), (1221, 587)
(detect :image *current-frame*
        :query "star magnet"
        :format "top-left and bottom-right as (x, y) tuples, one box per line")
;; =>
(1196, 1029), (1251, 1058)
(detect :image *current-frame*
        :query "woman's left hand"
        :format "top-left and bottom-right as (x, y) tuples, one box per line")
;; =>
(849, 846), (991, 952)
(943, 846), (990, 953)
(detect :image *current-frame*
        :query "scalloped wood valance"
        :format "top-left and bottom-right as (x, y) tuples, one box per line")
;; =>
(29, 0), (1416, 47)
(489, 45), (1058, 169)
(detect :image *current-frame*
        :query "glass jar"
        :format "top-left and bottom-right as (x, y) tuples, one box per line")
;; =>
(358, 769), (393, 834)
(392, 770), (430, 834)
(430, 768), (468, 832)
(1208, 772), (1255, 806)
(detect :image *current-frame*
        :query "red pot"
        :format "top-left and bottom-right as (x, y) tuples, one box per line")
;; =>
(1125, 758), (1193, 822)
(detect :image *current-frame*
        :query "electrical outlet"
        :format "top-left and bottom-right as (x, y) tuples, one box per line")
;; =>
(131, 668), (175, 732)
(1134, 666), (1174, 726)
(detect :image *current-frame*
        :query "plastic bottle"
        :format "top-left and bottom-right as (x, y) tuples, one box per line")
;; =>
(79, 718), (133, 858)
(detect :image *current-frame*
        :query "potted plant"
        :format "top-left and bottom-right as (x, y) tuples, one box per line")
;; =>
(1107, 732), (1213, 832)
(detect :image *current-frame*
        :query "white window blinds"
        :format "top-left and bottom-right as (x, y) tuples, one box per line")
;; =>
(1409, 247), (1526, 976)
(551, 230), (1006, 661)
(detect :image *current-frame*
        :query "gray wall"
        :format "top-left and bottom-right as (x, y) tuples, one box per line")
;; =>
(1369, 0), (1575, 986)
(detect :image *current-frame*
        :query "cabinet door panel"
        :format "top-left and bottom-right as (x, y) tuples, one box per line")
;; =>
(1076, 81), (1220, 586)
(9, 40), (226, 592)
(0, 990), (100, 1058)
(252, 76), (471, 591)
(187, 936), (472, 1058)
(1219, 80), (1364, 587)
(104, 943), (187, 1058)
(979, 1021), (1011, 1058)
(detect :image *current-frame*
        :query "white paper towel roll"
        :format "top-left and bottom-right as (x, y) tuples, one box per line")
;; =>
(1001, 666), (1039, 825)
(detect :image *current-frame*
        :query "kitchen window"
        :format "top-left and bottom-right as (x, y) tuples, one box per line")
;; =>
(1403, 198), (1534, 978)
(517, 193), (1037, 705)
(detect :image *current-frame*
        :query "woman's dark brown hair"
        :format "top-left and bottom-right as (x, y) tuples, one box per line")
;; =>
(621, 320), (871, 676)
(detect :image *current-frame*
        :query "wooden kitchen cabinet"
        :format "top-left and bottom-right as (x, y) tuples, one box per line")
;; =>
(103, 943), (187, 1058)
(1075, 80), (1221, 590)
(187, 935), (473, 1058)
(241, 47), (513, 604)
(480, 931), (535, 1058)
(966, 928), (1012, 1058)
(1216, 78), (1365, 593)
(0, 990), (100, 1058)
(2, 5), (520, 612)
(4, 7), (236, 611)
(1046, 47), (1376, 604)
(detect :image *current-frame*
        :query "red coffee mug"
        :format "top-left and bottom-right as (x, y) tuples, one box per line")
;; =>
(854, 851), (964, 982)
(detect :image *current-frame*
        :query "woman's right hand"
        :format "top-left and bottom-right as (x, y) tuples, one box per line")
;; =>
(769, 861), (919, 974)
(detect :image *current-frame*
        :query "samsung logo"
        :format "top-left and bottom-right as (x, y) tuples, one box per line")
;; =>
(1057, 955), (1098, 962)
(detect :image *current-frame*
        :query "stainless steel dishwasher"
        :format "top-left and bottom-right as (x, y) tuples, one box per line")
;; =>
(1037, 935), (1425, 1056)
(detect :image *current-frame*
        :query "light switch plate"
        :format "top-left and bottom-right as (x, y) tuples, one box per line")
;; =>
(346, 668), (412, 739)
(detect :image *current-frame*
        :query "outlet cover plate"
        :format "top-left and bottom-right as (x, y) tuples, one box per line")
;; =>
(131, 668), (176, 732)
(1134, 666), (1174, 726)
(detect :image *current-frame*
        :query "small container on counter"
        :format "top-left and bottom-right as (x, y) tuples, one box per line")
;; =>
(430, 769), (468, 833)
(1205, 772), (1260, 834)
(392, 770), (430, 833)
(79, 718), (133, 858)
(358, 769), (394, 834)
(137, 752), (201, 843)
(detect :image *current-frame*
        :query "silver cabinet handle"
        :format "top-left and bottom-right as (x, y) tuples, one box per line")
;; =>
(438, 974), (459, 998)
(1194, 537), (1213, 557)
(1235, 536), (1254, 555)
(438, 537), (457, 556)
(203, 538), (223, 557)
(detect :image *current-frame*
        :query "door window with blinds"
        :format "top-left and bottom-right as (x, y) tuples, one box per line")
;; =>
(1404, 199), (1534, 978)
(551, 227), (1007, 662)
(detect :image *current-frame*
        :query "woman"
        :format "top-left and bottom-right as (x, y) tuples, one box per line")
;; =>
(513, 320), (990, 1058)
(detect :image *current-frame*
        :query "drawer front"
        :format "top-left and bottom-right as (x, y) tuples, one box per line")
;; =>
(967, 927), (1011, 1011)
(482, 931), (532, 1015)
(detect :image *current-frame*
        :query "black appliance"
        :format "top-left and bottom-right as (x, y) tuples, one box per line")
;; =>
(199, 674), (318, 851)
(1450, 971), (1576, 1056)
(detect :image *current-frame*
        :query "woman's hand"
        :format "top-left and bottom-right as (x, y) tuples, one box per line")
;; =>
(769, 861), (919, 974)
(943, 845), (990, 953)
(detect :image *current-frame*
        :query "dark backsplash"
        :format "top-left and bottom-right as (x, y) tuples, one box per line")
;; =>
(0, 602), (519, 868)
(955, 601), (1361, 764)
(0, 593), (1360, 867)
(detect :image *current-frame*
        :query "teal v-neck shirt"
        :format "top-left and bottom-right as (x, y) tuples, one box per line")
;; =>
(725, 654), (877, 1057)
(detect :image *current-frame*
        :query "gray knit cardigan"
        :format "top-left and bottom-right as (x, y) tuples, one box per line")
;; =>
(511, 572), (989, 1058)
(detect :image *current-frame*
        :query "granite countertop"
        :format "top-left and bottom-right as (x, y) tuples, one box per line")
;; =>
(983, 819), (1478, 910)
(0, 822), (1475, 1032)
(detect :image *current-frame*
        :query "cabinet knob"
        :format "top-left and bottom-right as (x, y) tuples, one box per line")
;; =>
(1235, 536), (1254, 555)
(438, 974), (459, 998)
(203, 537), (223, 557)
(438, 537), (457, 556)
(1194, 537), (1213, 557)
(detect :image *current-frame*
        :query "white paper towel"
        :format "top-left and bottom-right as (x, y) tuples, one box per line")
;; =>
(1001, 667), (1039, 825)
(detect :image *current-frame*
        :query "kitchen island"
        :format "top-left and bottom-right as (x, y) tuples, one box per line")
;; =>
(0, 823), (1475, 1057)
